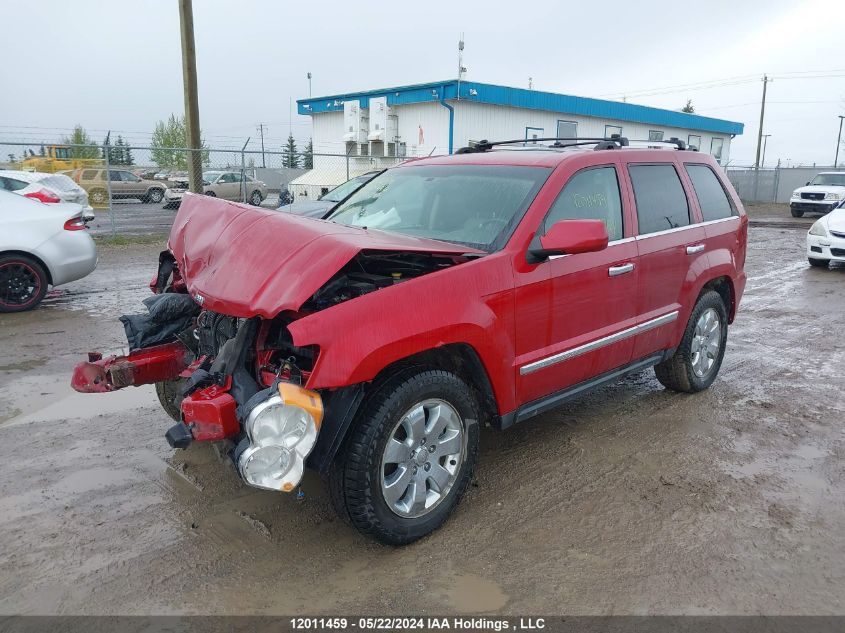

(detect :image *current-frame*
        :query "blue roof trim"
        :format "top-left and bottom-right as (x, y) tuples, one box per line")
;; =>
(297, 79), (743, 136)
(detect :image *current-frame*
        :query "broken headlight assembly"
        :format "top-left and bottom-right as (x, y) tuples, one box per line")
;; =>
(238, 383), (323, 492)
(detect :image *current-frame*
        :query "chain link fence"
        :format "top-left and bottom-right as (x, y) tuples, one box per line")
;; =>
(0, 140), (412, 237)
(725, 165), (845, 204)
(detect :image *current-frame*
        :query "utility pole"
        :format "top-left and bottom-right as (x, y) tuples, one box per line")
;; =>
(754, 74), (770, 169)
(836, 115), (844, 167)
(178, 0), (202, 193)
(457, 35), (465, 100)
(256, 123), (267, 168)
(761, 134), (771, 168)
(307, 72), (312, 98)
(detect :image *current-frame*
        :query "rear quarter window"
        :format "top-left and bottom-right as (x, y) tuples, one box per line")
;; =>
(629, 164), (691, 235)
(0, 176), (29, 192)
(685, 164), (735, 221)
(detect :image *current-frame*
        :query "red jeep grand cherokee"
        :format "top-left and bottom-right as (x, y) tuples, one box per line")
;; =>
(72, 137), (748, 544)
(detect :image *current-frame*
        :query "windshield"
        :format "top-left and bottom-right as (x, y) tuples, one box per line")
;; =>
(322, 174), (375, 202)
(810, 173), (845, 186)
(202, 171), (223, 183)
(327, 165), (550, 251)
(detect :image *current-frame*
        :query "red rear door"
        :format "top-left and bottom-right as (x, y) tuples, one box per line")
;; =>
(623, 160), (705, 359)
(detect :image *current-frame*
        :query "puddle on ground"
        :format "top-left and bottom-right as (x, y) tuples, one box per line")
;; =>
(449, 574), (509, 613)
(1, 374), (157, 427)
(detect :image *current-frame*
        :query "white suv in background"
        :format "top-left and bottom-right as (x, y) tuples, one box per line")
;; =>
(790, 172), (845, 217)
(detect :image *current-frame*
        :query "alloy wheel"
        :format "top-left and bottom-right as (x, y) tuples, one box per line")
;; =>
(380, 399), (466, 518)
(691, 307), (722, 378)
(0, 261), (41, 309)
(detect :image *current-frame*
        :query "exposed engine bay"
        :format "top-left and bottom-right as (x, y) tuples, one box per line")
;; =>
(304, 249), (471, 311)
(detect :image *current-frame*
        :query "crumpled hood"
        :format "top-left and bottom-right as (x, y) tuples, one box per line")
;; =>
(168, 193), (482, 318)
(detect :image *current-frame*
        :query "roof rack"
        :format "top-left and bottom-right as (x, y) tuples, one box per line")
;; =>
(456, 135), (696, 153)
(456, 136), (630, 153)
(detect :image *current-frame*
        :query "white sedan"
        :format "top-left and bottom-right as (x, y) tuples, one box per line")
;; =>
(0, 190), (97, 312)
(0, 169), (95, 221)
(807, 199), (845, 268)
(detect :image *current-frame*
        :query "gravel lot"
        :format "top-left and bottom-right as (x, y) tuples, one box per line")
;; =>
(0, 224), (843, 616)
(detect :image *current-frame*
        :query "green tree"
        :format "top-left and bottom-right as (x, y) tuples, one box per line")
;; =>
(110, 135), (134, 165)
(61, 124), (99, 159)
(282, 134), (299, 168)
(150, 114), (209, 169)
(681, 99), (695, 113)
(39, 144), (45, 156)
(302, 138), (313, 169)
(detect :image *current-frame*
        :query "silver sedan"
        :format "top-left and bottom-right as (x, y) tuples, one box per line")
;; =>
(0, 190), (97, 312)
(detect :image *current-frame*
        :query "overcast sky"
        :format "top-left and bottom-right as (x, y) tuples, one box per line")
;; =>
(2, 0), (843, 166)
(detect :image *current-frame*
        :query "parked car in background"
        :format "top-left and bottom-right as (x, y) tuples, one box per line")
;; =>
(806, 198), (845, 268)
(790, 172), (845, 217)
(279, 170), (382, 218)
(163, 170), (267, 208)
(0, 170), (94, 220)
(0, 190), (97, 312)
(68, 168), (167, 205)
(72, 138), (748, 544)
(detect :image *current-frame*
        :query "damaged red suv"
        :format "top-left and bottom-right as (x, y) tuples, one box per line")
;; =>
(72, 137), (747, 544)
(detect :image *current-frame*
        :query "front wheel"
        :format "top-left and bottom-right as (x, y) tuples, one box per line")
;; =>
(249, 190), (263, 206)
(808, 257), (830, 268)
(791, 207), (804, 218)
(147, 188), (164, 204)
(155, 379), (186, 422)
(654, 290), (728, 393)
(330, 370), (480, 545)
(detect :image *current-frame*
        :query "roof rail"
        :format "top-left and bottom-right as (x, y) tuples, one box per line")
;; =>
(456, 136), (630, 153)
(624, 136), (694, 151)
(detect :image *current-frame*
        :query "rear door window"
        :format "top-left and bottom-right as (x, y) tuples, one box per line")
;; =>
(685, 164), (735, 221)
(544, 166), (624, 241)
(81, 170), (99, 180)
(628, 164), (691, 235)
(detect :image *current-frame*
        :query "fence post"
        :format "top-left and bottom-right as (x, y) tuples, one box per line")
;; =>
(773, 164), (780, 203)
(240, 137), (250, 203)
(103, 133), (116, 238)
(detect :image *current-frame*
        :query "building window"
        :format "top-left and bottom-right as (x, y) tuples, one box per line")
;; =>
(525, 127), (544, 144)
(605, 125), (622, 138)
(648, 130), (664, 142)
(688, 135), (702, 151)
(628, 164), (691, 235)
(556, 120), (577, 140)
(710, 138), (724, 163)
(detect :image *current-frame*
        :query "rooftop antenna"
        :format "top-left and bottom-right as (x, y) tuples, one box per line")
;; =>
(457, 34), (466, 100)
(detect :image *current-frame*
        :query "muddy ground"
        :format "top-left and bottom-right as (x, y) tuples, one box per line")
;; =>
(1, 220), (843, 616)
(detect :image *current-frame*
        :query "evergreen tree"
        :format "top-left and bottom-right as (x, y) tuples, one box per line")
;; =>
(302, 138), (313, 169)
(282, 134), (299, 168)
(681, 99), (695, 113)
(61, 125), (99, 159)
(39, 145), (45, 156)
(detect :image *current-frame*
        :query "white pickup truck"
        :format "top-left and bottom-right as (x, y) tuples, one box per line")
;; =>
(790, 172), (845, 217)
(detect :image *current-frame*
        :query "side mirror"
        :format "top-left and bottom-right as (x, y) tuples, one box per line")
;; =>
(806, 181), (811, 186)
(528, 219), (609, 262)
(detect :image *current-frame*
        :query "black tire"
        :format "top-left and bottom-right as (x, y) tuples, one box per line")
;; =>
(0, 254), (49, 313)
(249, 190), (263, 206)
(204, 190), (216, 197)
(791, 207), (804, 218)
(654, 290), (728, 393)
(155, 379), (185, 422)
(330, 369), (480, 545)
(89, 188), (108, 206)
(147, 188), (164, 204)
(808, 257), (830, 268)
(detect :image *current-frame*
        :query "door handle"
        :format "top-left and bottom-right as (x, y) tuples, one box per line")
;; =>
(608, 263), (634, 277)
(686, 244), (705, 255)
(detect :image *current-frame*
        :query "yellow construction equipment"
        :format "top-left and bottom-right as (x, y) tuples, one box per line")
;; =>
(20, 146), (102, 173)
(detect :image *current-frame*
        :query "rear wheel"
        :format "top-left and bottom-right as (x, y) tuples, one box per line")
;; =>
(808, 257), (830, 268)
(0, 254), (48, 313)
(654, 290), (728, 393)
(330, 369), (480, 545)
(791, 207), (804, 218)
(249, 190), (263, 206)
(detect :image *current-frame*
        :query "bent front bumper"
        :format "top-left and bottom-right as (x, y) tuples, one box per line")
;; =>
(807, 231), (845, 262)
